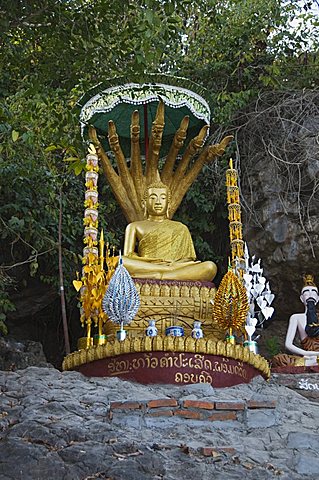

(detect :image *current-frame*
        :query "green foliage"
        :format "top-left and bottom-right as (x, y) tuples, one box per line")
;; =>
(0, 0), (193, 96)
(265, 336), (281, 357)
(0, 87), (84, 310)
(0, 272), (15, 335)
(175, 163), (229, 264)
(0, 0), (318, 334)
(0, 297), (14, 335)
(165, 0), (319, 121)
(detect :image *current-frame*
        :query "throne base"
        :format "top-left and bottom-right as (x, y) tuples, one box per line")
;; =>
(112, 278), (220, 339)
(63, 336), (270, 387)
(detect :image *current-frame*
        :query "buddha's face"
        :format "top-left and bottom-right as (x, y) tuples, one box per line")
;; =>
(300, 286), (319, 305)
(145, 187), (168, 217)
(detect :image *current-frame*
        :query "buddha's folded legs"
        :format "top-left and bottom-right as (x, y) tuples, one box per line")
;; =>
(123, 256), (217, 282)
(122, 256), (165, 279)
(161, 261), (217, 282)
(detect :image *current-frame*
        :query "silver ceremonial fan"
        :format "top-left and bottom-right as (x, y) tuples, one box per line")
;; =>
(102, 256), (140, 326)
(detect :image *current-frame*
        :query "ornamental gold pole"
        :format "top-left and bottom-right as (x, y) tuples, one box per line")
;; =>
(80, 144), (100, 347)
(225, 158), (245, 277)
(215, 158), (250, 343)
(75, 145), (117, 349)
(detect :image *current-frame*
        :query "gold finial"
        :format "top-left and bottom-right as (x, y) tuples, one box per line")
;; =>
(226, 158), (244, 273)
(303, 274), (317, 288)
(213, 269), (249, 334)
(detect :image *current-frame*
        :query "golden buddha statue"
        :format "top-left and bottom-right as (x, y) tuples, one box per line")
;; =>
(122, 181), (217, 282)
(87, 98), (232, 337)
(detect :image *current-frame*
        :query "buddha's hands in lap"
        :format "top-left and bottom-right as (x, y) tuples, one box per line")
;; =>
(122, 183), (217, 281)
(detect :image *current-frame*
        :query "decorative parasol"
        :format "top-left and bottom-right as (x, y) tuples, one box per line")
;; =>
(78, 74), (212, 159)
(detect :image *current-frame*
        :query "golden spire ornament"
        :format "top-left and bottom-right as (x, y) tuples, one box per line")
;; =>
(226, 158), (245, 275)
(213, 263), (249, 340)
(303, 274), (317, 288)
(213, 159), (249, 342)
(73, 144), (115, 348)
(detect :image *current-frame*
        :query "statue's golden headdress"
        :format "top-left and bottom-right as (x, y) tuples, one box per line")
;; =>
(303, 274), (317, 288)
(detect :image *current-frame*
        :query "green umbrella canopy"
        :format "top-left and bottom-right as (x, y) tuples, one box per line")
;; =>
(78, 74), (213, 158)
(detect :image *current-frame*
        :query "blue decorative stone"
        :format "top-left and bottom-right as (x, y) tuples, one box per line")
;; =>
(165, 326), (184, 337)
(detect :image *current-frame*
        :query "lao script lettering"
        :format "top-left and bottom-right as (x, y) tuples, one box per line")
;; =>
(298, 378), (319, 391)
(106, 352), (247, 379)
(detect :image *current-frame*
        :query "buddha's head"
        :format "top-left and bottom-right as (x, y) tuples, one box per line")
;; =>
(142, 181), (171, 219)
(300, 275), (319, 306)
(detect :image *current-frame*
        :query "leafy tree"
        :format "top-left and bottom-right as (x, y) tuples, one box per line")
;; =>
(0, 0), (318, 340)
(166, 0), (319, 122)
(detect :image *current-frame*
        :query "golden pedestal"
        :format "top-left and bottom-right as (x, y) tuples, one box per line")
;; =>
(78, 337), (94, 349)
(112, 279), (221, 339)
(63, 335), (271, 384)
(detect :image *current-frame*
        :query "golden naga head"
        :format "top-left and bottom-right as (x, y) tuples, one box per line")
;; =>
(108, 120), (120, 153)
(142, 181), (172, 219)
(130, 110), (140, 144)
(174, 116), (189, 149)
(88, 97), (232, 223)
(150, 101), (165, 156)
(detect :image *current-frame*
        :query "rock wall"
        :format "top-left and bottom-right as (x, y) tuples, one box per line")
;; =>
(1, 367), (319, 479)
(236, 91), (319, 319)
(0, 337), (51, 371)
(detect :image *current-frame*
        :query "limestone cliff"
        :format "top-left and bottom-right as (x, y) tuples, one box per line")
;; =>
(235, 91), (319, 319)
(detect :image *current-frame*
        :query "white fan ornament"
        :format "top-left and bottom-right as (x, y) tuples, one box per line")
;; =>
(102, 254), (140, 332)
(243, 244), (275, 340)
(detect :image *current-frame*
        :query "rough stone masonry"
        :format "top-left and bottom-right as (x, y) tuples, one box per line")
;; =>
(1, 366), (319, 479)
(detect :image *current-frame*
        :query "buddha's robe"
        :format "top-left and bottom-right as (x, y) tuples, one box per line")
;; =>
(128, 220), (197, 264)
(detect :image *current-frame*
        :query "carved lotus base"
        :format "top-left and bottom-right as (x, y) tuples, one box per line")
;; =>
(114, 278), (221, 339)
(63, 336), (270, 387)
